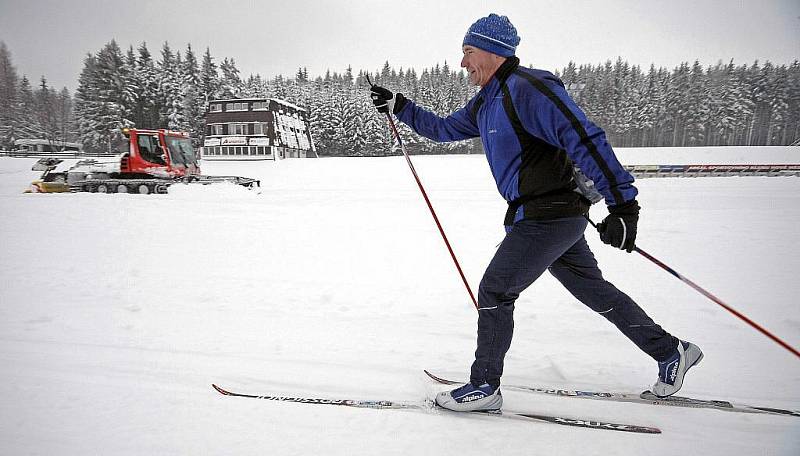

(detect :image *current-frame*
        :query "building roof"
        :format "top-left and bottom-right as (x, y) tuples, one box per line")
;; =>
(209, 97), (306, 112)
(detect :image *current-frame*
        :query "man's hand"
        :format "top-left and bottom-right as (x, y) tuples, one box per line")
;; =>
(370, 85), (405, 114)
(597, 200), (640, 253)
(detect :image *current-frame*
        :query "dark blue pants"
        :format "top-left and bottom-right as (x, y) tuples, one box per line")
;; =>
(470, 217), (678, 388)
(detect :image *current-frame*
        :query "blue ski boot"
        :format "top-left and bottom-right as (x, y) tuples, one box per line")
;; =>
(435, 382), (502, 412)
(652, 340), (704, 398)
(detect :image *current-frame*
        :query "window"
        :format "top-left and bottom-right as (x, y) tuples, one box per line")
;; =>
(252, 101), (268, 110)
(230, 123), (248, 135)
(137, 135), (166, 165)
(210, 104), (222, 112)
(210, 124), (223, 135)
(225, 102), (247, 111)
(254, 123), (269, 135)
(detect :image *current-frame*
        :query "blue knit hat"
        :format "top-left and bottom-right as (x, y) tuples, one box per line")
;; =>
(462, 14), (520, 57)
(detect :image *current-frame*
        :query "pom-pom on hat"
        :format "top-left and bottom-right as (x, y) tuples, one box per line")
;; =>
(462, 14), (520, 57)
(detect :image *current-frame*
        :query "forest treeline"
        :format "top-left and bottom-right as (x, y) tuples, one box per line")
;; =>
(1, 40), (798, 156)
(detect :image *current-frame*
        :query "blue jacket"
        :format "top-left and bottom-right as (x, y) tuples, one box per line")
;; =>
(395, 57), (637, 225)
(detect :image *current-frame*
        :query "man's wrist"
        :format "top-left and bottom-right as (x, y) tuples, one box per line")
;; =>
(393, 93), (408, 114)
(608, 199), (640, 216)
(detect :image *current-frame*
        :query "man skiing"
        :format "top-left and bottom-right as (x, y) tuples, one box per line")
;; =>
(370, 13), (703, 412)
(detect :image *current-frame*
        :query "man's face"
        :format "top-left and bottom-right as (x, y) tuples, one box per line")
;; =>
(461, 45), (501, 87)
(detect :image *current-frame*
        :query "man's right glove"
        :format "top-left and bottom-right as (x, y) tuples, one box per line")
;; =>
(370, 85), (406, 115)
(597, 200), (640, 253)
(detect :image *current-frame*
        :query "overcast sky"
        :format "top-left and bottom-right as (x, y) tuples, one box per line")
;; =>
(1, 0), (798, 92)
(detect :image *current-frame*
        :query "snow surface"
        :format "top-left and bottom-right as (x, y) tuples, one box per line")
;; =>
(1, 147), (799, 455)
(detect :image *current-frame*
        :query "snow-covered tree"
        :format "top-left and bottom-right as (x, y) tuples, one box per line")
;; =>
(0, 42), (20, 148)
(199, 47), (220, 107)
(16, 76), (36, 139)
(219, 58), (243, 98)
(74, 41), (132, 153)
(60, 36), (798, 154)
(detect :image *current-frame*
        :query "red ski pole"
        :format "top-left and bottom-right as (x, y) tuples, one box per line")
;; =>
(383, 111), (478, 310)
(587, 216), (800, 359)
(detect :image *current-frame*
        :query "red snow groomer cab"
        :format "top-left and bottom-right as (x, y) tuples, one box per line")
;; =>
(29, 128), (259, 194)
(122, 128), (201, 179)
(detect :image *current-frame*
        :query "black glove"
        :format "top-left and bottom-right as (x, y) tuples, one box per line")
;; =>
(370, 85), (406, 114)
(597, 200), (639, 253)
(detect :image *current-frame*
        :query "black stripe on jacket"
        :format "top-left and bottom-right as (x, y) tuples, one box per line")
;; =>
(512, 69), (625, 205)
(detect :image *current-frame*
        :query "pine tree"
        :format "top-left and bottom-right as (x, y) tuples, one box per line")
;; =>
(741, 61), (768, 145)
(597, 61), (615, 138)
(74, 41), (132, 153)
(123, 46), (143, 128)
(156, 42), (184, 129)
(611, 57), (635, 145)
(132, 42), (160, 129)
(55, 87), (77, 145)
(199, 47), (220, 107)
(0, 41), (20, 148)
(181, 43), (204, 143)
(33, 76), (56, 142)
(74, 53), (99, 151)
(636, 65), (660, 146)
(343, 65), (353, 87)
(766, 63), (790, 145)
(16, 76), (36, 139)
(707, 60), (749, 145)
(684, 60), (710, 145)
(666, 62), (690, 146)
(786, 61), (800, 144)
(219, 57), (243, 98)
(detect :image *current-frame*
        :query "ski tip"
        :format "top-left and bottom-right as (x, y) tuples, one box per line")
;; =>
(423, 370), (442, 382)
(212, 384), (231, 395)
(423, 369), (453, 384)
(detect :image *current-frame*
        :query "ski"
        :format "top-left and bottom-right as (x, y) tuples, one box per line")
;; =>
(212, 384), (661, 434)
(424, 370), (799, 417)
(212, 384), (420, 409)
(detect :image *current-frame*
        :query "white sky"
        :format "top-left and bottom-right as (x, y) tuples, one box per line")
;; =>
(0, 0), (798, 92)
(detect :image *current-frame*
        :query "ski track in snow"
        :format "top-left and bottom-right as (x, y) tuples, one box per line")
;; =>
(1, 147), (799, 455)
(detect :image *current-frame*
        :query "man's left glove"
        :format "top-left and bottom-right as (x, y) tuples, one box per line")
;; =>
(597, 200), (640, 253)
(370, 85), (406, 114)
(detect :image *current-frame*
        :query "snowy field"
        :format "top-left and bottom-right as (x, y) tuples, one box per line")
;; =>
(1, 146), (799, 455)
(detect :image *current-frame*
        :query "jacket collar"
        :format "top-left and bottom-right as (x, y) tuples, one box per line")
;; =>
(494, 56), (520, 85)
(478, 56), (520, 98)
